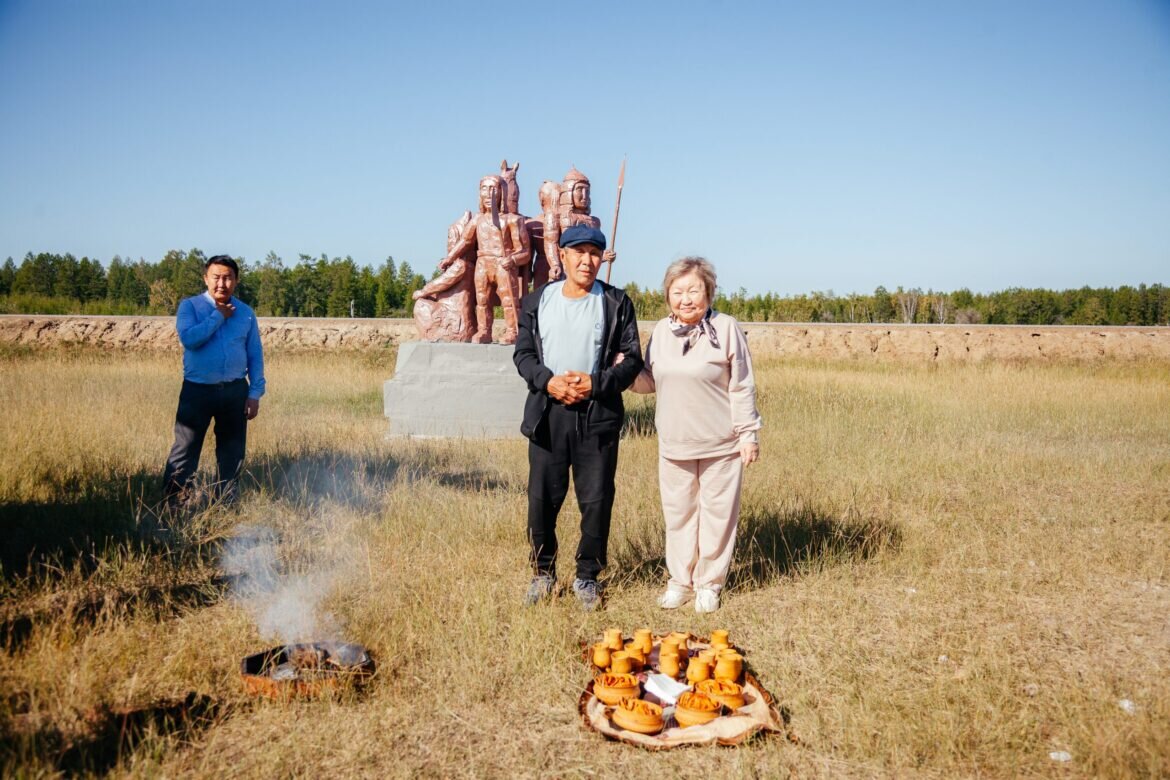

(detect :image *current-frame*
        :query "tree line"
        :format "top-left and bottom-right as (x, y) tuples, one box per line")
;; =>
(1, 250), (1166, 325)
(626, 283), (1169, 326)
(0, 250), (427, 317)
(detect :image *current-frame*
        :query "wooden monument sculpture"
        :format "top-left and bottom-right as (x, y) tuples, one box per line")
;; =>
(412, 162), (612, 343)
(410, 210), (477, 343)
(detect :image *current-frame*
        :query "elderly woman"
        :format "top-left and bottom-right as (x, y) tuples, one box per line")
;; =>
(631, 257), (761, 613)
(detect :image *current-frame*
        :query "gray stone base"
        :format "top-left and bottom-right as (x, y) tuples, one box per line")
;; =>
(383, 341), (527, 438)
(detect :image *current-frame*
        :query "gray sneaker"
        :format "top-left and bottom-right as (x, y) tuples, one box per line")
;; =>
(572, 578), (602, 611)
(524, 574), (555, 606)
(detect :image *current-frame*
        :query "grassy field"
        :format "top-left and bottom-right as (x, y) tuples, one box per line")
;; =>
(1, 346), (1168, 778)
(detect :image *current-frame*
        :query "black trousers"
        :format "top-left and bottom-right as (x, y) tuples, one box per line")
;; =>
(527, 404), (620, 581)
(162, 378), (249, 503)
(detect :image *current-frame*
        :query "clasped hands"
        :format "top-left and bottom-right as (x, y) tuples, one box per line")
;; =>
(547, 371), (593, 404)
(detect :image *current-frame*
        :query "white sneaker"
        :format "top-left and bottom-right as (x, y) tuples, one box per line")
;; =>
(657, 586), (691, 609)
(694, 587), (720, 613)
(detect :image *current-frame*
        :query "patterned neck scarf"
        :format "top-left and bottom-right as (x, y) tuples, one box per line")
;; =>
(668, 308), (719, 355)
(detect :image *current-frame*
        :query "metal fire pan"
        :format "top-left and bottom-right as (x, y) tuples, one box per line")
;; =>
(240, 641), (376, 699)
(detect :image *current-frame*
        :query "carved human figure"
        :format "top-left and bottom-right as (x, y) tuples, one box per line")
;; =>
(411, 211), (477, 342)
(559, 166), (603, 233)
(533, 180), (562, 288)
(439, 175), (529, 344)
(499, 160), (541, 299)
(556, 166), (617, 272)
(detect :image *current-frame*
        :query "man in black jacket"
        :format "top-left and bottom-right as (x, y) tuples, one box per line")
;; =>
(513, 224), (643, 609)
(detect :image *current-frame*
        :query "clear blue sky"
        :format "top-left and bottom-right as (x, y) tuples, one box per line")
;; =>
(1, 0), (1167, 296)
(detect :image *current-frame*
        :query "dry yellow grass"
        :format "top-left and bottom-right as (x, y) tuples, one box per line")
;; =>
(1, 346), (1168, 778)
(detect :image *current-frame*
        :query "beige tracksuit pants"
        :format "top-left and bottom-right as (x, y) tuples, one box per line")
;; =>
(659, 451), (744, 590)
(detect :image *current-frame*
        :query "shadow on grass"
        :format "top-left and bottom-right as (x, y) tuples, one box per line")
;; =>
(0, 450), (405, 648)
(727, 503), (901, 590)
(0, 692), (223, 776)
(431, 470), (518, 492)
(251, 449), (402, 511)
(0, 449), (406, 580)
(0, 574), (230, 651)
(608, 500), (901, 592)
(254, 444), (531, 505)
(0, 467), (164, 579)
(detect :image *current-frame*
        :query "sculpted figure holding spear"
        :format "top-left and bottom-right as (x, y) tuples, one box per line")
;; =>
(550, 166), (617, 282)
(559, 166), (602, 232)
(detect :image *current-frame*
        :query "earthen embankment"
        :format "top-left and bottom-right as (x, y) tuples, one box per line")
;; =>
(1, 315), (1168, 362)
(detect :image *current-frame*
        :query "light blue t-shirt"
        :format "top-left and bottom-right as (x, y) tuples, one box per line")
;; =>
(538, 280), (605, 376)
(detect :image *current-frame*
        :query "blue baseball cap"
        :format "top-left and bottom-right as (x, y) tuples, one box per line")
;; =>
(558, 224), (607, 250)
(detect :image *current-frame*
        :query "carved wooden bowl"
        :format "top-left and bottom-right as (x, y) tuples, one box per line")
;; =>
(696, 678), (746, 710)
(611, 698), (664, 735)
(675, 690), (723, 728)
(593, 673), (640, 706)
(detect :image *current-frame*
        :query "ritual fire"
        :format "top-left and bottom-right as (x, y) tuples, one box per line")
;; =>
(240, 641), (376, 698)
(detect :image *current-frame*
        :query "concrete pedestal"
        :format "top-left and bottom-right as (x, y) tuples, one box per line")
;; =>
(383, 341), (527, 438)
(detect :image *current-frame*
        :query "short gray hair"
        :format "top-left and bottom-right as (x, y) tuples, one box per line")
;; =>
(663, 256), (717, 301)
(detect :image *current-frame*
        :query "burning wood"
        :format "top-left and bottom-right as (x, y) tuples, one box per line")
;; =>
(241, 641), (376, 698)
(288, 645), (325, 671)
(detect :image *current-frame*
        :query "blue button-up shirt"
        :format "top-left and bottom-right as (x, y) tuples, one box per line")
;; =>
(176, 292), (266, 399)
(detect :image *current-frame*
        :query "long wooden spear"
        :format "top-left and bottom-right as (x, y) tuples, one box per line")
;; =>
(604, 157), (626, 284)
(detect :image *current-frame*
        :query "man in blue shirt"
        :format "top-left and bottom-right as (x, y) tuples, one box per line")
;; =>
(162, 255), (265, 507)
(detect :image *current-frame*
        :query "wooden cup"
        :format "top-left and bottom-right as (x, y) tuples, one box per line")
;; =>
(591, 642), (612, 670)
(604, 628), (624, 651)
(634, 628), (653, 655)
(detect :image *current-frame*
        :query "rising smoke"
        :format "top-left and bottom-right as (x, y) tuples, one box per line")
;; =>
(221, 523), (342, 644)
(219, 452), (387, 645)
